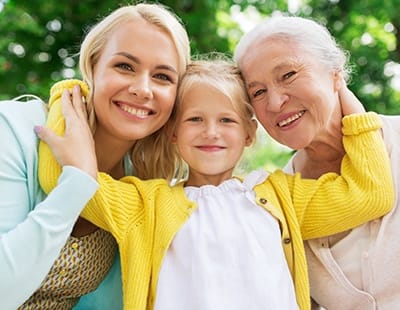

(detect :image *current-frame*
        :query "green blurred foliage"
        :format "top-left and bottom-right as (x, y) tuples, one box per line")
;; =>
(1, 0), (400, 172)
(299, 0), (400, 114)
(0, 0), (231, 101)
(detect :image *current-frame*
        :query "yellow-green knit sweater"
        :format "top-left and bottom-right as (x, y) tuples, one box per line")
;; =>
(39, 80), (394, 310)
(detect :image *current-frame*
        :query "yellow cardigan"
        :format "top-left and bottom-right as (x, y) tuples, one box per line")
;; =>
(39, 80), (394, 310)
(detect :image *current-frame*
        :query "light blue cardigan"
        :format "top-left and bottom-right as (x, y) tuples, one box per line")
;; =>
(0, 99), (122, 309)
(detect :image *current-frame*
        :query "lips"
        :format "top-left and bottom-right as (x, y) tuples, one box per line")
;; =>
(277, 110), (305, 127)
(196, 145), (225, 151)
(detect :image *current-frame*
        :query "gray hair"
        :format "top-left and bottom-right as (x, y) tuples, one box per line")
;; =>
(234, 16), (351, 81)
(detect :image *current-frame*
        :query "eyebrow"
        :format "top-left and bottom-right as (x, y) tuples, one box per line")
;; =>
(246, 61), (292, 89)
(114, 52), (178, 74)
(247, 81), (259, 89)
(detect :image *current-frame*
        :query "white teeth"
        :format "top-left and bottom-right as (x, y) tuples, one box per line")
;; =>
(120, 104), (150, 117)
(278, 111), (305, 127)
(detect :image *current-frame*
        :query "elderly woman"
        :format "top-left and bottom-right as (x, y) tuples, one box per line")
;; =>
(234, 15), (399, 310)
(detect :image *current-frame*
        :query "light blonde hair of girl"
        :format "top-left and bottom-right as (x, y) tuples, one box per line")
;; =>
(169, 55), (257, 181)
(79, 3), (190, 181)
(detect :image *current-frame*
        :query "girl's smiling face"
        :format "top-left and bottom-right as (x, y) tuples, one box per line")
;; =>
(173, 82), (255, 187)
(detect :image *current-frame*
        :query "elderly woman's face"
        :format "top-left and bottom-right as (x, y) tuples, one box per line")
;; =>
(240, 38), (341, 150)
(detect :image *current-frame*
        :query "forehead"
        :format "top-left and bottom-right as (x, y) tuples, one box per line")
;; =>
(240, 37), (314, 81)
(101, 19), (179, 67)
(182, 83), (235, 110)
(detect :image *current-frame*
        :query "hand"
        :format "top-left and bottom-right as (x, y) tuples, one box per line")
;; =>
(35, 85), (98, 179)
(339, 81), (366, 116)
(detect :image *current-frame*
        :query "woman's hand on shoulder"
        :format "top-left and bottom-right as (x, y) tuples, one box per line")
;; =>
(35, 85), (98, 179)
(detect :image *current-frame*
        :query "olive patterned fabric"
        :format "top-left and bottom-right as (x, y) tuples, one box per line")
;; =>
(18, 229), (117, 309)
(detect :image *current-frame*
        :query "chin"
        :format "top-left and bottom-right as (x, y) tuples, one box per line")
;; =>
(282, 139), (309, 151)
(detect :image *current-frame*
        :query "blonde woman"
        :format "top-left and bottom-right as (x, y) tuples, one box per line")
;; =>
(0, 3), (190, 309)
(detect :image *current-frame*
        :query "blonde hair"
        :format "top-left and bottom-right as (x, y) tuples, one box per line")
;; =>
(170, 55), (257, 180)
(78, 3), (190, 180)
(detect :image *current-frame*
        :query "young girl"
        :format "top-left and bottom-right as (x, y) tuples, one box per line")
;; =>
(36, 59), (393, 310)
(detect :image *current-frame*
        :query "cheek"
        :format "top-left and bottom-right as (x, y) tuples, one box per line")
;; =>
(160, 98), (175, 123)
(175, 132), (191, 157)
(162, 87), (178, 108)
(92, 74), (110, 103)
(158, 87), (177, 117)
(254, 106), (273, 129)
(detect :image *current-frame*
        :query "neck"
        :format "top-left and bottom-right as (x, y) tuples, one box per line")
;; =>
(294, 125), (345, 179)
(185, 170), (234, 187)
(94, 133), (134, 179)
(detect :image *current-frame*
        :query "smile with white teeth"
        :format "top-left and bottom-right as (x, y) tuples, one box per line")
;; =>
(120, 104), (151, 117)
(278, 110), (305, 127)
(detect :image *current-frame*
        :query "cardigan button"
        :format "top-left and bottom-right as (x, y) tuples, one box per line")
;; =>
(283, 237), (291, 244)
(259, 198), (268, 204)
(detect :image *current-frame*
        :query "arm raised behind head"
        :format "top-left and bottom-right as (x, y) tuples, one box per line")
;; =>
(36, 85), (98, 180)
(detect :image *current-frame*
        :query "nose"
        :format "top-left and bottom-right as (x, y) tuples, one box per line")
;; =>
(128, 75), (153, 100)
(267, 87), (288, 112)
(202, 121), (220, 139)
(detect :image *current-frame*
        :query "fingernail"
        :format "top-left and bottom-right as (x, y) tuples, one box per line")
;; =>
(34, 125), (42, 134)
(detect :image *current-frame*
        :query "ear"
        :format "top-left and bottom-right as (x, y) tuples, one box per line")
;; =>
(245, 119), (258, 146)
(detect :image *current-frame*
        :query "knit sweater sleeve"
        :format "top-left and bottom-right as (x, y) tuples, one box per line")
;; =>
(38, 79), (90, 194)
(0, 100), (98, 309)
(80, 174), (168, 242)
(274, 112), (394, 239)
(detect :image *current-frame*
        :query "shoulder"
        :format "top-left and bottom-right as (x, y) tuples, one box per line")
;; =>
(380, 114), (400, 135)
(379, 114), (400, 158)
(0, 98), (47, 155)
(0, 99), (46, 145)
(0, 98), (46, 125)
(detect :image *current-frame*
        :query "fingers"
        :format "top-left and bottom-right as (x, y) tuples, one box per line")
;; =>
(61, 88), (74, 122)
(339, 83), (366, 116)
(34, 125), (60, 147)
(61, 85), (90, 132)
(71, 84), (88, 121)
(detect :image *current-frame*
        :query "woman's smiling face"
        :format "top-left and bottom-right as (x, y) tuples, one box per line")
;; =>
(240, 37), (341, 150)
(92, 18), (179, 145)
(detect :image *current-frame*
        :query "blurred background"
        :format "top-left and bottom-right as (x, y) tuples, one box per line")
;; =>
(1, 0), (399, 172)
